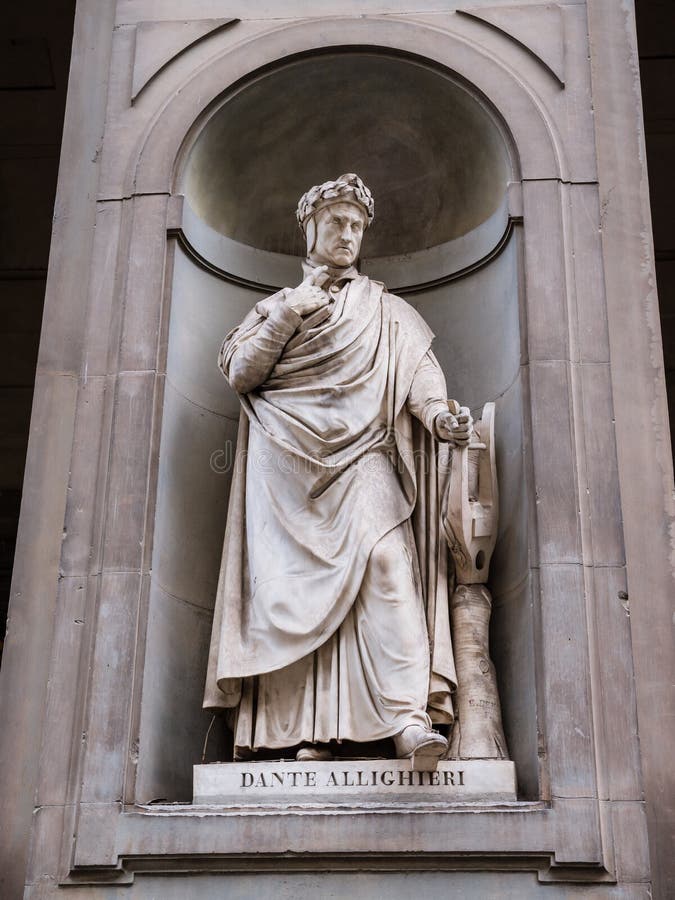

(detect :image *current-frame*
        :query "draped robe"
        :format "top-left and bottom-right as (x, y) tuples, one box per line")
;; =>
(203, 270), (456, 750)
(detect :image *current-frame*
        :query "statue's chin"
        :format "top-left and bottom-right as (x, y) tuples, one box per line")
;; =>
(328, 253), (355, 268)
(310, 254), (355, 269)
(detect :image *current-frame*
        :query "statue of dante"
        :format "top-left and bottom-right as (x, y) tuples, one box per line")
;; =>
(203, 174), (473, 765)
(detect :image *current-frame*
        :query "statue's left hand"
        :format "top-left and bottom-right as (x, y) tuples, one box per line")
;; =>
(435, 407), (473, 446)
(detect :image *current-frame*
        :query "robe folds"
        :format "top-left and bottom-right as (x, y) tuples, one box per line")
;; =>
(203, 272), (457, 745)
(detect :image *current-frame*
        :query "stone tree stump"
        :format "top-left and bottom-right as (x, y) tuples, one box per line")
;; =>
(443, 401), (509, 760)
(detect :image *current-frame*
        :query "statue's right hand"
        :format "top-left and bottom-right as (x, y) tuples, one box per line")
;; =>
(285, 265), (330, 316)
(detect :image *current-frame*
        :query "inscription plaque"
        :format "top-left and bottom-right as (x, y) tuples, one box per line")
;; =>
(193, 760), (517, 806)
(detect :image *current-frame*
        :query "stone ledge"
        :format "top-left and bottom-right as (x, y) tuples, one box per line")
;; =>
(193, 759), (517, 806)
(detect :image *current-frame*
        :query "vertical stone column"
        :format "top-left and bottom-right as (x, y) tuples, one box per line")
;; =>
(0, 4), (116, 898)
(588, 2), (675, 894)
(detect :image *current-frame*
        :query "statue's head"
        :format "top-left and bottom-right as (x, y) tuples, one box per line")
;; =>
(296, 173), (374, 268)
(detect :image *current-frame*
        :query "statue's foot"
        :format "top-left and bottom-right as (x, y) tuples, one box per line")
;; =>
(296, 743), (333, 762)
(394, 724), (448, 769)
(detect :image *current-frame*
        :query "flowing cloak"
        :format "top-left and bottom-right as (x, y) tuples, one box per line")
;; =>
(203, 274), (456, 725)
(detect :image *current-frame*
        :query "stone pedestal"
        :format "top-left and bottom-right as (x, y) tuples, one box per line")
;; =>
(193, 760), (517, 806)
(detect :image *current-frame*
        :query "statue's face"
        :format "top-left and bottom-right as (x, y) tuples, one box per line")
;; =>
(309, 201), (366, 268)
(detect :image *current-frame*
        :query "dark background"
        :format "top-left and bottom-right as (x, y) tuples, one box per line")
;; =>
(1, 1), (673, 656)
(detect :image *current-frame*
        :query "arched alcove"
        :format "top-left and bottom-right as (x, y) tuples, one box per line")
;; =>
(136, 50), (536, 803)
(177, 50), (513, 291)
(182, 52), (510, 259)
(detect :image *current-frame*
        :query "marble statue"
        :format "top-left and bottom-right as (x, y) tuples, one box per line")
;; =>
(203, 174), (477, 767)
